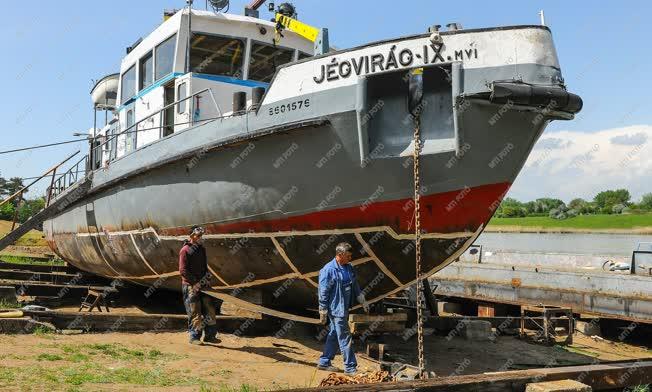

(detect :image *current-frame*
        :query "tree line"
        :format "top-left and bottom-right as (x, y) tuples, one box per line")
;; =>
(495, 189), (652, 219)
(0, 175), (45, 224)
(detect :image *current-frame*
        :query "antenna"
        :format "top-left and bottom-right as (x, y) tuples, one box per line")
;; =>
(539, 10), (546, 26)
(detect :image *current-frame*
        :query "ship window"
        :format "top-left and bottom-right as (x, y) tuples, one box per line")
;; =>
(120, 65), (136, 103)
(125, 109), (136, 153)
(177, 82), (187, 113)
(249, 42), (295, 83)
(155, 34), (177, 80)
(139, 51), (153, 90)
(189, 33), (245, 78)
(299, 51), (312, 60)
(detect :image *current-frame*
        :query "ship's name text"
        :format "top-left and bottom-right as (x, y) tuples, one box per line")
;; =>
(313, 44), (479, 84)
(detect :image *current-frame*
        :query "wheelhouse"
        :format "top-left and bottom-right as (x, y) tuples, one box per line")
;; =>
(92, 9), (313, 168)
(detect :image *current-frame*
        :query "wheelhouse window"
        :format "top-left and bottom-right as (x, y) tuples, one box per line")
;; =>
(120, 65), (136, 104)
(155, 34), (177, 80)
(298, 51), (312, 60)
(139, 51), (153, 90)
(125, 109), (136, 153)
(189, 33), (245, 78)
(249, 42), (295, 83)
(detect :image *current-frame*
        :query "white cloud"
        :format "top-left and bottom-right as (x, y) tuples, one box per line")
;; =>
(508, 125), (652, 202)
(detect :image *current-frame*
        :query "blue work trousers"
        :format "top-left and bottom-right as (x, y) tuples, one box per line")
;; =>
(318, 314), (357, 373)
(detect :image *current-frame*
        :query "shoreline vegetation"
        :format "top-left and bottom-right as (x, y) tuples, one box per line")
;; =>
(487, 213), (652, 234)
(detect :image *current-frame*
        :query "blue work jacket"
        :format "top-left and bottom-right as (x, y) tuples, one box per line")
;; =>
(318, 258), (362, 318)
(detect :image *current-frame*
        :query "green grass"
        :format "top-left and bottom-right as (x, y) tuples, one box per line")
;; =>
(0, 344), (198, 389)
(37, 353), (63, 361)
(0, 220), (48, 247)
(626, 385), (650, 392)
(0, 299), (21, 309)
(488, 213), (652, 231)
(0, 254), (64, 266)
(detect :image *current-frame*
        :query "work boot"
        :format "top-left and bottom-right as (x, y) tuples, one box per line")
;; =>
(344, 369), (358, 376)
(203, 336), (221, 344)
(317, 364), (340, 372)
(189, 338), (203, 346)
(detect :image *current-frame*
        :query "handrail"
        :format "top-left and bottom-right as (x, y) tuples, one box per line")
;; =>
(91, 88), (221, 164)
(49, 154), (89, 202)
(0, 151), (80, 209)
(48, 87), (223, 202)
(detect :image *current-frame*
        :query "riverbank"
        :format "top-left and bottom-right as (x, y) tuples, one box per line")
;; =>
(487, 213), (652, 234)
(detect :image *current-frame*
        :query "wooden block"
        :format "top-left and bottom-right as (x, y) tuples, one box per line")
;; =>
(350, 321), (405, 335)
(348, 312), (408, 322)
(478, 304), (495, 317)
(0, 286), (17, 304)
(525, 380), (592, 392)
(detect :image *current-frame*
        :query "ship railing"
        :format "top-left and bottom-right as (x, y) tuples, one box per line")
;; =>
(48, 154), (89, 203)
(90, 88), (221, 167)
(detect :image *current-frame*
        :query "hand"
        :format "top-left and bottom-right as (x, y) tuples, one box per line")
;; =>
(319, 309), (328, 325)
(357, 294), (370, 313)
(192, 283), (201, 293)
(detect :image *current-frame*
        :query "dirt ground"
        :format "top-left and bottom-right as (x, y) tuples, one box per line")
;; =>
(1, 327), (651, 392)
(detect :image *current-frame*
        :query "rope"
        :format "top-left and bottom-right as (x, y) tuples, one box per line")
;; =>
(412, 116), (425, 377)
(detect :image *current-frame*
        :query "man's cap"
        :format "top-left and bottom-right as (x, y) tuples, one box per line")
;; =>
(189, 226), (205, 236)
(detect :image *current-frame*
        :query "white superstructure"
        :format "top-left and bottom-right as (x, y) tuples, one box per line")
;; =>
(94, 8), (313, 167)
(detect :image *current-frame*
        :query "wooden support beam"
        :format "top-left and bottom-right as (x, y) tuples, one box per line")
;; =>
(287, 360), (652, 391)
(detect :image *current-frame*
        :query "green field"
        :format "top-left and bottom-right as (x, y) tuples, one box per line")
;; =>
(488, 213), (652, 232)
(0, 220), (47, 247)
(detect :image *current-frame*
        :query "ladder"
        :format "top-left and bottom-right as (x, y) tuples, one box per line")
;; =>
(0, 152), (93, 252)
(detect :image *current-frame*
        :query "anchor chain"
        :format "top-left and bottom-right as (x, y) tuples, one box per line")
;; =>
(412, 116), (425, 377)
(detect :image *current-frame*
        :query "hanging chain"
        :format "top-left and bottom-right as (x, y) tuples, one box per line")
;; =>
(413, 116), (425, 377)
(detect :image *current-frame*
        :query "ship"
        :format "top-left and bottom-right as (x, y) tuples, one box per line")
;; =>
(40, 1), (582, 318)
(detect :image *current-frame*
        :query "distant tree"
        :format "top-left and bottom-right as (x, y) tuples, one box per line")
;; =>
(568, 198), (587, 211)
(18, 198), (45, 223)
(549, 203), (570, 219)
(0, 202), (14, 221)
(594, 189), (631, 212)
(640, 193), (652, 210)
(534, 198), (565, 214)
(495, 198), (527, 218)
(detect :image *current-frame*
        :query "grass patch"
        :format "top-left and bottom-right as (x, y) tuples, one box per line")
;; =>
(0, 254), (64, 266)
(488, 213), (652, 230)
(37, 353), (63, 361)
(0, 299), (21, 309)
(0, 362), (205, 389)
(0, 220), (47, 247)
(32, 325), (55, 337)
(626, 386), (650, 392)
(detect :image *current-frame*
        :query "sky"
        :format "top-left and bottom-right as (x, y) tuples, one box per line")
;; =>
(0, 0), (650, 201)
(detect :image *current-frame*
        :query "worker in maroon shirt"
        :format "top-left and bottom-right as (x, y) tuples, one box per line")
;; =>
(179, 226), (219, 345)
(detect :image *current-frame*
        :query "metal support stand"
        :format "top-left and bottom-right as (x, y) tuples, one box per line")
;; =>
(520, 305), (573, 345)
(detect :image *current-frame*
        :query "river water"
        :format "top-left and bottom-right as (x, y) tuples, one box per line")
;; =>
(474, 232), (652, 256)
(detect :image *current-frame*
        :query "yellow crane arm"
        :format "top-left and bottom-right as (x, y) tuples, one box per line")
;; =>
(274, 13), (319, 42)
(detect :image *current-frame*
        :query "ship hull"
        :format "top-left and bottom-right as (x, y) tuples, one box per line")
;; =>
(44, 103), (544, 312)
(43, 26), (580, 314)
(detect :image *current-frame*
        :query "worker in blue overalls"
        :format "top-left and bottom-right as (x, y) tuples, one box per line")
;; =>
(317, 242), (369, 375)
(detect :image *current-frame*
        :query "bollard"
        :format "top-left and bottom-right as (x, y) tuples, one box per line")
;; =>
(251, 87), (266, 111)
(233, 91), (247, 115)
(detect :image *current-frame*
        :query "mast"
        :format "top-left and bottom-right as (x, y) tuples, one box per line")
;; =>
(185, 0), (193, 73)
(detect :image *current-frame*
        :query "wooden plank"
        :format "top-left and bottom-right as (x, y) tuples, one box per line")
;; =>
(350, 321), (406, 335)
(286, 360), (652, 391)
(349, 312), (407, 323)
(23, 310), (276, 334)
(203, 289), (320, 324)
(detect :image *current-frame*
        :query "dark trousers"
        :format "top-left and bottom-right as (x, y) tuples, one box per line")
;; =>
(182, 284), (218, 341)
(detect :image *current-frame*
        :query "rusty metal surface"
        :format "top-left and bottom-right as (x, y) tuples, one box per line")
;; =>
(432, 261), (652, 323)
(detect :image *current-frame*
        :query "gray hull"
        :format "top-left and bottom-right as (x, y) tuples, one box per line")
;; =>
(44, 26), (580, 314)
